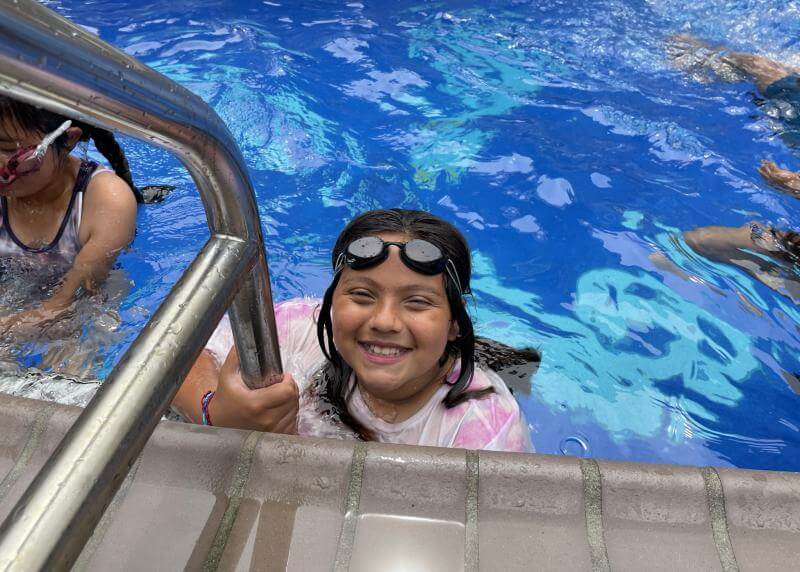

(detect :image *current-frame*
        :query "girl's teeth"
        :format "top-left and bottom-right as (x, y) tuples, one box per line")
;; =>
(366, 344), (403, 356)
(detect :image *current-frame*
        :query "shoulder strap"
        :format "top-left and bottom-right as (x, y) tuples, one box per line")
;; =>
(74, 160), (99, 194)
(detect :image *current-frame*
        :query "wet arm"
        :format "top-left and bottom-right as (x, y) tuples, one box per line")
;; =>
(683, 225), (753, 263)
(48, 174), (137, 310)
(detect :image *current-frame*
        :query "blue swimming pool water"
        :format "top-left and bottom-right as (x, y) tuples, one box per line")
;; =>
(33, 0), (800, 470)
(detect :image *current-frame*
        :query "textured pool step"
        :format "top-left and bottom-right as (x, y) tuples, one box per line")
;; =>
(0, 393), (797, 571)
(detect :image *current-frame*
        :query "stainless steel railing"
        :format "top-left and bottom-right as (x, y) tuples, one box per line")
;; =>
(0, 0), (282, 568)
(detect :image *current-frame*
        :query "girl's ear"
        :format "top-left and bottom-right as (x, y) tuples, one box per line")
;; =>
(64, 126), (83, 150)
(448, 319), (460, 342)
(447, 297), (466, 341)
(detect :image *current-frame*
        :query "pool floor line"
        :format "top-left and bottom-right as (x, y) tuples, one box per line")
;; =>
(701, 467), (739, 572)
(580, 458), (611, 572)
(333, 441), (368, 572)
(203, 431), (263, 572)
(465, 449), (480, 572)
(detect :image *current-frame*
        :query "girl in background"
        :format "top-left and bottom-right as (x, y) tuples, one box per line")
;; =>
(0, 96), (166, 339)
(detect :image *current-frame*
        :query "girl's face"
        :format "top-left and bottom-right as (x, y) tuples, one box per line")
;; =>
(0, 121), (63, 198)
(331, 232), (459, 411)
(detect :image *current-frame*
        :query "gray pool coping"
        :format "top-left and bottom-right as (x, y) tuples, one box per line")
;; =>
(0, 392), (797, 571)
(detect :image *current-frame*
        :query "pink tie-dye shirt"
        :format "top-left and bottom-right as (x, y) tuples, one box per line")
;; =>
(205, 298), (532, 453)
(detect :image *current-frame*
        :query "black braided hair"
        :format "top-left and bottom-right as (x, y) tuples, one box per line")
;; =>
(778, 230), (800, 265)
(83, 127), (143, 203)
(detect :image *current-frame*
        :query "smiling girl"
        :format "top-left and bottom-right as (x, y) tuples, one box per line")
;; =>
(174, 209), (532, 452)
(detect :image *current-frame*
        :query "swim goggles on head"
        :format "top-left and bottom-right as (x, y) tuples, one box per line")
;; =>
(0, 120), (72, 188)
(334, 236), (467, 295)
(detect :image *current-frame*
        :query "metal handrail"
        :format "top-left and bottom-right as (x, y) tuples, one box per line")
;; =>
(0, 0), (282, 569)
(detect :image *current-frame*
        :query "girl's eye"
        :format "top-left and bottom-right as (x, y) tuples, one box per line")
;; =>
(407, 297), (433, 308)
(349, 290), (374, 302)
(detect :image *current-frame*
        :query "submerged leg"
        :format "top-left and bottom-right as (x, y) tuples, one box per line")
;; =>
(667, 33), (795, 92)
(758, 160), (800, 197)
(718, 52), (794, 93)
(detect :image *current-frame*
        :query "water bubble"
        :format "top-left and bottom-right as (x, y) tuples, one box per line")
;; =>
(559, 435), (589, 457)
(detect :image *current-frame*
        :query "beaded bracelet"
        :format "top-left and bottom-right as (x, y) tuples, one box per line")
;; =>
(201, 390), (216, 426)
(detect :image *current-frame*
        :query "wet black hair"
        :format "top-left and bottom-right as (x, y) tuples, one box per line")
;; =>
(316, 208), (490, 440)
(778, 229), (800, 265)
(0, 96), (172, 204)
(473, 337), (541, 396)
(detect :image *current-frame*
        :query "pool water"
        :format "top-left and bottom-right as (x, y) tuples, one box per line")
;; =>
(14, 0), (800, 470)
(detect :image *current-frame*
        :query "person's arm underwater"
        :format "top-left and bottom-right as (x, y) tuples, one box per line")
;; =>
(683, 224), (755, 263)
(683, 223), (800, 305)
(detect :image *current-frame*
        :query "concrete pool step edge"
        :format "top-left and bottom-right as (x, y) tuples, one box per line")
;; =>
(0, 392), (797, 571)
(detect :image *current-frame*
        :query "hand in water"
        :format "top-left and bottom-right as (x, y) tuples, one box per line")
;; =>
(0, 305), (75, 341)
(210, 347), (299, 433)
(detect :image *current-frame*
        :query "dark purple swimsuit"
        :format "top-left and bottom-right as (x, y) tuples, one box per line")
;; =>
(0, 161), (99, 264)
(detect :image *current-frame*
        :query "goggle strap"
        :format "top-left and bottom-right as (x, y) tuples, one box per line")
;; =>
(334, 252), (345, 274)
(445, 259), (465, 297)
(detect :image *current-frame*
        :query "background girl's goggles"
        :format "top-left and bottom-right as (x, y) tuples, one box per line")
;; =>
(0, 120), (71, 187)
